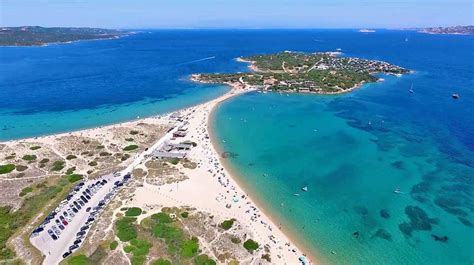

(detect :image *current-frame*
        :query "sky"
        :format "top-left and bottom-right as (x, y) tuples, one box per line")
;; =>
(1, 0), (473, 29)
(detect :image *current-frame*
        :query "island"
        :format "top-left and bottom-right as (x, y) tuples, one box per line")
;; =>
(407, 25), (474, 35)
(192, 51), (409, 94)
(0, 26), (128, 46)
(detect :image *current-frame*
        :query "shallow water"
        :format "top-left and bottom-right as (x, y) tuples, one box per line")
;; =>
(212, 31), (474, 264)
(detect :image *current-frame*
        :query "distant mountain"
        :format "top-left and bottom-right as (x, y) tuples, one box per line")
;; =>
(0, 26), (128, 46)
(415, 25), (474, 35)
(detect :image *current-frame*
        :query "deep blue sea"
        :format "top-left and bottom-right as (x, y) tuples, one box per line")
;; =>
(1, 30), (473, 264)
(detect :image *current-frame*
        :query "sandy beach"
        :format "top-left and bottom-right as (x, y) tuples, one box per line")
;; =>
(2, 82), (314, 264)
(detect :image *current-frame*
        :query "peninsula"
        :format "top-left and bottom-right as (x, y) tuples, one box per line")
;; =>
(192, 51), (409, 94)
(0, 26), (128, 46)
(417, 25), (474, 35)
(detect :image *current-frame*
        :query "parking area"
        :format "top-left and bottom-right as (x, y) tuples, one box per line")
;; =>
(30, 172), (131, 264)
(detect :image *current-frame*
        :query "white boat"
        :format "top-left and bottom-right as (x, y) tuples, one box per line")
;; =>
(393, 188), (402, 194)
(409, 83), (414, 93)
(293, 193), (300, 197)
(301, 186), (308, 192)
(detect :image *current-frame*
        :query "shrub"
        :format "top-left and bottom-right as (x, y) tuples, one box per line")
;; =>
(66, 167), (76, 175)
(39, 158), (49, 164)
(220, 218), (235, 230)
(66, 155), (77, 160)
(51, 160), (65, 171)
(96, 145), (105, 149)
(151, 212), (173, 223)
(230, 236), (241, 244)
(67, 174), (83, 183)
(152, 258), (172, 265)
(123, 145), (139, 151)
(19, 187), (33, 197)
(68, 255), (89, 265)
(88, 161), (98, 166)
(243, 239), (259, 253)
(15, 165), (28, 171)
(30, 146), (41, 150)
(125, 207), (142, 217)
(116, 217), (137, 242)
(180, 212), (189, 218)
(194, 254), (216, 265)
(99, 152), (111, 156)
(130, 130), (139, 135)
(22, 154), (37, 161)
(0, 164), (15, 174)
(110, 240), (118, 250)
(181, 238), (199, 258)
(169, 158), (180, 165)
(261, 253), (271, 262)
(125, 138), (134, 142)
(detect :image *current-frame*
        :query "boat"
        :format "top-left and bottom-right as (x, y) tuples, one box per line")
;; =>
(301, 186), (308, 192)
(393, 188), (402, 194)
(452, 93), (459, 99)
(409, 83), (414, 93)
(293, 193), (300, 197)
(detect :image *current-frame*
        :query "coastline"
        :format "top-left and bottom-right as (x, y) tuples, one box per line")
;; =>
(2, 84), (313, 263)
(207, 92), (320, 264)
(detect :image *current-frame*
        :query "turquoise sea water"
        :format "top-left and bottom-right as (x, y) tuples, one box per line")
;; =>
(212, 33), (474, 263)
(1, 30), (473, 264)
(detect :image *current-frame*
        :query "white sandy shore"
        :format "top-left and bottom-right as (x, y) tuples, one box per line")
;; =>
(2, 84), (314, 264)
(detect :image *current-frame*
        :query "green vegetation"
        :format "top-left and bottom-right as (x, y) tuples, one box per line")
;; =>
(125, 207), (143, 217)
(125, 239), (152, 265)
(243, 239), (259, 253)
(109, 240), (118, 250)
(125, 138), (134, 142)
(167, 158), (180, 165)
(180, 212), (189, 218)
(30, 146), (41, 150)
(0, 26), (127, 46)
(4, 155), (15, 160)
(66, 155), (77, 160)
(99, 152), (111, 156)
(39, 158), (49, 164)
(19, 187), (33, 197)
(152, 258), (172, 265)
(22, 154), (37, 161)
(195, 254), (217, 265)
(96, 145), (105, 149)
(67, 255), (89, 265)
(66, 167), (76, 175)
(230, 236), (241, 244)
(0, 177), (72, 259)
(123, 145), (139, 151)
(116, 217), (138, 242)
(219, 218), (236, 230)
(261, 253), (271, 262)
(0, 164), (15, 174)
(195, 51), (409, 93)
(67, 174), (83, 183)
(181, 238), (199, 257)
(130, 130), (139, 135)
(88, 161), (98, 166)
(51, 160), (65, 171)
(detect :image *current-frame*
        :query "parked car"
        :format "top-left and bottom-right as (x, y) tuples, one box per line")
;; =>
(69, 244), (79, 251)
(86, 207), (91, 212)
(62, 219), (68, 226)
(62, 251), (72, 258)
(73, 239), (82, 244)
(76, 231), (86, 237)
(58, 224), (65, 230)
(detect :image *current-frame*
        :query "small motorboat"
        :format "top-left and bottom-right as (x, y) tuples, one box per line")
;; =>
(293, 193), (300, 197)
(301, 186), (308, 192)
(393, 188), (402, 194)
(452, 93), (459, 99)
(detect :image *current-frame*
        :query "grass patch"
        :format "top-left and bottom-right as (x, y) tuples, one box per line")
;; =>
(243, 239), (259, 253)
(219, 218), (235, 230)
(66, 155), (77, 160)
(115, 217), (137, 242)
(19, 187), (33, 197)
(109, 240), (118, 250)
(67, 174), (83, 183)
(51, 160), (65, 171)
(125, 207), (142, 217)
(0, 164), (15, 174)
(22, 154), (37, 161)
(123, 145), (139, 151)
(30, 146), (41, 150)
